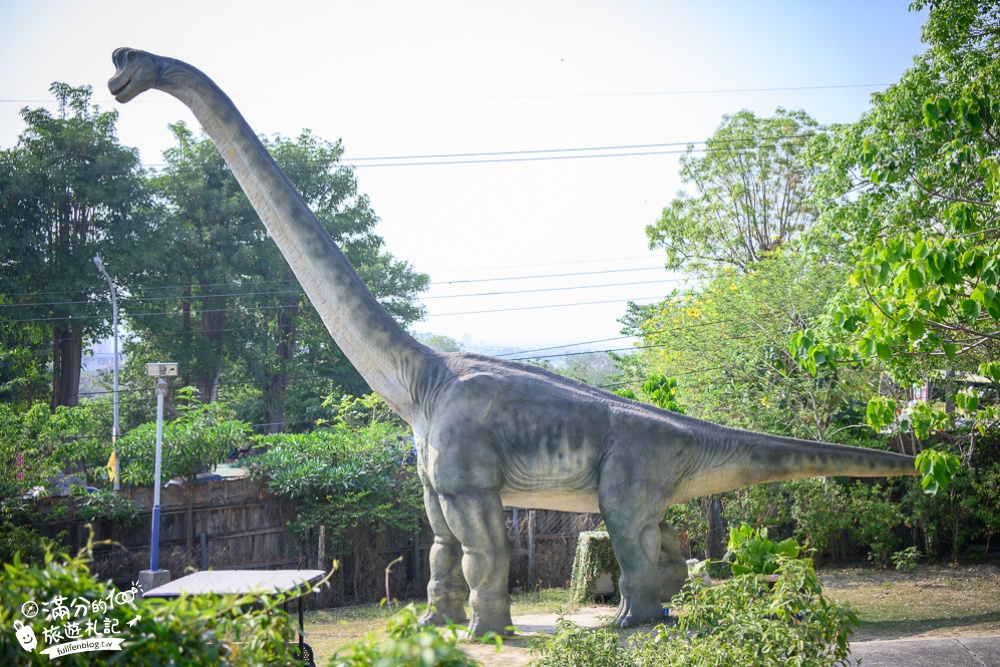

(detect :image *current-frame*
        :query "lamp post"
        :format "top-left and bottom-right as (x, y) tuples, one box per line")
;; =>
(93, 255), (120, 490)
(140, 362), (177, 590)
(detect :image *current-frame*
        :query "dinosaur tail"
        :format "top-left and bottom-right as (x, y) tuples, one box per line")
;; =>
(674, 425), (918, 502)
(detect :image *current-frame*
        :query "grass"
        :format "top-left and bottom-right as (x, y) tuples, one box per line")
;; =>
(303, 562), (1000, 666)
(303, 587), (575, 666)
(818, 562), (1000, 641)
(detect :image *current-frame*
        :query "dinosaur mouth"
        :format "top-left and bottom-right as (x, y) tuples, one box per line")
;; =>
(110, 78), (131, 100)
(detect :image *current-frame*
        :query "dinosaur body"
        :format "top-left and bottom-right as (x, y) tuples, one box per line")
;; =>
(109, 48), (918, 635)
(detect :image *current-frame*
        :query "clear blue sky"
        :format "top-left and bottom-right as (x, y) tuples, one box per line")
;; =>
(0, 1), (928, 351)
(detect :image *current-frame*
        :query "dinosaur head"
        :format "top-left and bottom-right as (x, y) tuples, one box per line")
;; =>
(108, 48), (162, 103)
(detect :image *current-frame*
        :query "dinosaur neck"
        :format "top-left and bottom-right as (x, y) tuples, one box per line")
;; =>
(156, 62), (431, 421)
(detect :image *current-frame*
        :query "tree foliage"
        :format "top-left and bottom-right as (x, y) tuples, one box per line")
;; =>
(623, 251), (874, 442)
(0, 84), (152, 410)
(784, 0), (1000, 480)
(647, 108), (823, 275)
(126, 124), (428, 430)
(246, 394), (420, 544)
(1, 547), (304, 665)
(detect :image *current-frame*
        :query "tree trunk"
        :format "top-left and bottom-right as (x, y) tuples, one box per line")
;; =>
(51, 321), (82, 410)
(195, 289), (225, 403)
(261, 302), (298, 434)
(702, 495), (726, 559)
(186, 479), (196, 553)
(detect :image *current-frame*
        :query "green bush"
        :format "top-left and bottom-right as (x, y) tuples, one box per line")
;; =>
(116, 391), (250, 488)
(848, 482), (904, 567)
(636, 556), (856, 667)
(530, 618), (633, 667)
(892, 546), (922, 572)
(723, 523), (801, 576)
(533, 556), (859, 667)
(0, 497), (65, 566)
(65, 486), (141, 529)
(0, 546), (303, 665)
(0, 401), (110, 495)
(330, 603), (486, 667)
(247, 415), (422, 543)
(785, 478), (851, 561)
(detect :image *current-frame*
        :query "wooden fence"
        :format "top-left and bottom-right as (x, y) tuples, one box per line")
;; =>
(36, 478), (601, 608)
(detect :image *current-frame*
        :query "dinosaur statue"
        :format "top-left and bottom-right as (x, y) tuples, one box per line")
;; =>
(108, 48), (919, 635)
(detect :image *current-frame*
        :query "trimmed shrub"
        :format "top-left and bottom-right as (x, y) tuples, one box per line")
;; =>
(569, 531), (620, 604)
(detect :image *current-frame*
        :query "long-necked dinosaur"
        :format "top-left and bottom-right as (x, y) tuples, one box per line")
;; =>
(108, 48), (918, 635)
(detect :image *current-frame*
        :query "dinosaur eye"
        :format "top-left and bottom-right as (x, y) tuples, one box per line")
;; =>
(127, 50), (137, 62)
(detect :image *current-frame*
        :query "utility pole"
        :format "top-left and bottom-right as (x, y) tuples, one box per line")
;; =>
(93, 255), (120, 490)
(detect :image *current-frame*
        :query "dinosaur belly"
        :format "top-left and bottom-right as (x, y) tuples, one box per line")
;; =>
(499, 488), (600, 513)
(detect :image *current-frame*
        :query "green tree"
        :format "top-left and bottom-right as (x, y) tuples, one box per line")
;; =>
(0, 321), (49, 410)
(415, 332), (463, 352)
(0, 84), (152, 409)
(623, 251), (872, 442)
(790, 0), (1000, 473)
(127, 125), (427, 433)
(117, 389), (250, 550)
(647, 108), (823, 275)
(0, 401), (110, 497)
(558, 351), (617, 386)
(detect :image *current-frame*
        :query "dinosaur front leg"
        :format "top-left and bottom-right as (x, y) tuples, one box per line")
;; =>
(438, 490), (513, 636)
(600, 476), (671, 627)
(419, 487), (468, 626)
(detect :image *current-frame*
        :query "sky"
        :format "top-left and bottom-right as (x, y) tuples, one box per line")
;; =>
(0, 1), (929, 354)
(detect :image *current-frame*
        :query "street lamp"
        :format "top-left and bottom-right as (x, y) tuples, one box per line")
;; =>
(145, 362), (177, 581)
(93, 255), (120, 490)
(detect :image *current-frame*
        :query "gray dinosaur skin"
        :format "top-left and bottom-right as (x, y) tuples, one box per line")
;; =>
(109, 48), (919, 635)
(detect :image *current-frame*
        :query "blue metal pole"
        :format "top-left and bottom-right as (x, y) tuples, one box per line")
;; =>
(150, 506), (161, 571)
(150, 377), (166, 571)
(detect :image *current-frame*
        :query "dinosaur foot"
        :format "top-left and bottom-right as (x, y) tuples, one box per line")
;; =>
(418, 603), (467, 627)
(465, 611), (515, 638)
(612, 596), (665, 628)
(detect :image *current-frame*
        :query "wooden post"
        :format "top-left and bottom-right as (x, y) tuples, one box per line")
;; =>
(527, 509), (536, 590)
(318, 525), (326, 570)
(514, 508), (523, 550)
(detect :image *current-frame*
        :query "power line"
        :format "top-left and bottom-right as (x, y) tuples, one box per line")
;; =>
(2, 129), (817, 173)
(3, 270), (681, 315)
(424, 278), (682, 300)
(347, 141), (699, 162)
(344, 147), (691, 168)
(430, 295), (667, 317)
(496, 336), (631, 357)
(0, 258), (668, 303)
(434, 264), (669, 285)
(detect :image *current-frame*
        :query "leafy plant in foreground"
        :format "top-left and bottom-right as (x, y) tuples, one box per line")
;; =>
(330, 603), (491, 667)
(723, 523), (802, 576)
(631, 556), (858, 667)
(0, 545), (302, 665)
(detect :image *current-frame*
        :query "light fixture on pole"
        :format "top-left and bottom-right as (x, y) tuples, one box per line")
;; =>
(146, 362), (177, 576)
(93, 255), (120, 490)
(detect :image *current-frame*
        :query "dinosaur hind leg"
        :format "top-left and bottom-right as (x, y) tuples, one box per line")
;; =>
(419, 487), (469, 626)
(657, 520), (688, 603)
